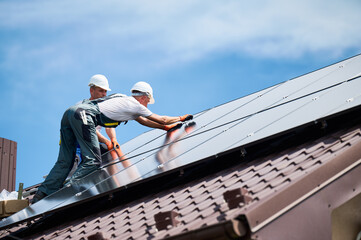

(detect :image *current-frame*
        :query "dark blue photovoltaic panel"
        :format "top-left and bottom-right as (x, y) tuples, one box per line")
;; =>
(1, 54), (361, 229)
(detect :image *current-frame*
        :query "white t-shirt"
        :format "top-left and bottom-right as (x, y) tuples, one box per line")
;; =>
(98, 96), (152, 121)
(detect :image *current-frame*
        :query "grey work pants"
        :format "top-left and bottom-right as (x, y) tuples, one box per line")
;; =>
(38, 104), (102, 196)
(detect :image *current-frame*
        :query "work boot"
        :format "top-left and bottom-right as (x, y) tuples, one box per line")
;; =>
(30, 191), (47, 204)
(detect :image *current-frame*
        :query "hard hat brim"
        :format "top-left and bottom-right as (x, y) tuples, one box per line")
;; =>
(88, 83), (111, 91)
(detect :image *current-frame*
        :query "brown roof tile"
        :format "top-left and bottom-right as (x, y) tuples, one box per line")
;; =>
(3, 124), (361, 239)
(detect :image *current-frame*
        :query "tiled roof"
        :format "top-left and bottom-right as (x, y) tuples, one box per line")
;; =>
(2, 124), (361, 240)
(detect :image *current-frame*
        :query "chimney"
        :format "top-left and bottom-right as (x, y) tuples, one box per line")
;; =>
(0, 137), (17, 191)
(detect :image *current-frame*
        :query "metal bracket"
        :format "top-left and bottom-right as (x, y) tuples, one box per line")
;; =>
(240, 147), (247, 158)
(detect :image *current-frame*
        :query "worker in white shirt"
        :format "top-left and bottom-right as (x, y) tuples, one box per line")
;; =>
(32, 80), (192, 203)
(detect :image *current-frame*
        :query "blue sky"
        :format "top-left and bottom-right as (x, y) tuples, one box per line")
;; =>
(1, 0), (361, 189)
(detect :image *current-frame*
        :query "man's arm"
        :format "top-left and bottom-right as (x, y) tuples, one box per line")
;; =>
(147, 113), (182, 125)
(135, 116), (167, 130)
(136, 114), (192, 130)
(104, 127), (130, 167)
(105, 127), (116, 140)
(96, 129), (110, 144)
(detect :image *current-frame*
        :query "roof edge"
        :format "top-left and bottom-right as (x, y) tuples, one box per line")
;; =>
(242, 132), (361, 232)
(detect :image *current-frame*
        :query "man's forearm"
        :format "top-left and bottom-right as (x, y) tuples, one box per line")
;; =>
(136, 116), (165, 129)
(105, 128), (116, 140)
(147, 114), (181, 125)
(96, 130), (109, 143)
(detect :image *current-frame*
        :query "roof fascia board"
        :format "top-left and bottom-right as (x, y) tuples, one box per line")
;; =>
(242, 133), (361, 232)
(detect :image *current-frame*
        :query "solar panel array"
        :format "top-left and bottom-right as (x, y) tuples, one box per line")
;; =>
(1, 54), (361, 229)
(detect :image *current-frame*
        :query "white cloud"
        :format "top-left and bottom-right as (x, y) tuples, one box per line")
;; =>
(0, 0), (361, 70)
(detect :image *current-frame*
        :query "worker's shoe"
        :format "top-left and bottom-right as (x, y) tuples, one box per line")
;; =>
(30, 191), (47, 204)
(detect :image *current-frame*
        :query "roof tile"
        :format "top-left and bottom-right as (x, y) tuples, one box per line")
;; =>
(243, 175), (262, 188)
(239, 168), (256, 181)
(5, 125), (361, 240)
(263, 169), (283, 182)
(253, 186), (274, 200)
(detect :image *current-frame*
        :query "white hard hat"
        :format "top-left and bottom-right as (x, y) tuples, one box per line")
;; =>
(131, 81), (155, 104)
(88, 74), (111, 91)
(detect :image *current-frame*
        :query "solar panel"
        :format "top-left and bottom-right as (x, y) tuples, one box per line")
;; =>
(1, 54), (361, 229)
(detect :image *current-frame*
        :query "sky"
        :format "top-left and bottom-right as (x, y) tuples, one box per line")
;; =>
(0, 0), (361, 189)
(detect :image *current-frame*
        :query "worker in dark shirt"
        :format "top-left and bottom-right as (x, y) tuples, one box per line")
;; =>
(70, 74), (122, 176)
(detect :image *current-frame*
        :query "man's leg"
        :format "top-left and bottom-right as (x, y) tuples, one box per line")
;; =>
(68, 108), (102, 182)
(33, 109), (76, 203)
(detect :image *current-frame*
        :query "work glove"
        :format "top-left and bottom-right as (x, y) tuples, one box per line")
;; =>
(179, 114), (193, 122)
(106, 138), (125, 160)
(111, 138), (125, 159)
(105, 140), (113, 151)
(105, 139), (118, 160)
(111, 138), (120, 150)
(163, 123), (183, 132)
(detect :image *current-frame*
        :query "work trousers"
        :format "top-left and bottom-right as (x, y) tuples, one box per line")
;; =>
(38, 103), (102, 196)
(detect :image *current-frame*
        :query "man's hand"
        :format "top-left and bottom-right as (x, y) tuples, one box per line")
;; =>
(111, 138), (125, 159)
(106, 138), (125, 160)
(163, 123), (183, 132)
(105, 140), (113, 151)
(106, 138), (121, 150)
(111, 138), (120, 149)
(179, 114), (193, 122)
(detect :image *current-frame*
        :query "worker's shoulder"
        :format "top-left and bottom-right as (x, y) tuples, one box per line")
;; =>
(101, 93), (128, 102)
(110, 93), (127, 98)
